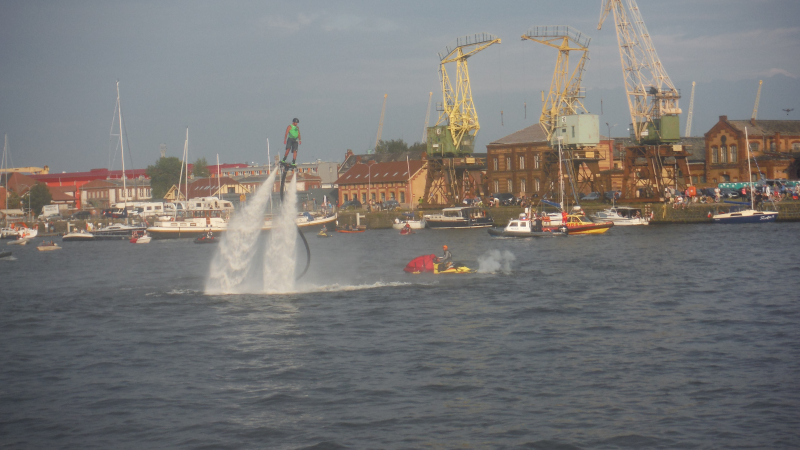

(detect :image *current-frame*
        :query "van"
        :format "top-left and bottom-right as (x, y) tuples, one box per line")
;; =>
(38, 204), (60, 220)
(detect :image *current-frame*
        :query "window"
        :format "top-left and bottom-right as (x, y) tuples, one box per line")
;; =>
(506, 157), (511, 170)
(493, 158), (498, 171)
(691, 176), (698, 185)
(400, 192), (405, 203)
(380, 192), (385, 202)
(749, 142), (759, 152)
(228, 187), (235, 194)
(494, 180), (499, 193)
(343, 194), (349, 202)
(711, 146), (718, 163)
(519, 156), (525, 170)
(571, 126), (575, 138)
(720, 145), (727, 163)
(722, 174), (730, 182)
(520, 179), (526, 193)
(793, 142), (800, 151)
(535, 178), (540, 191)
(534, 154), (540, 169)
(361, 193), (367, 203)
(507, 179), (513, 193)
(730, 145), (737, 163)
(371, 193), (376, 201)
(390, 192), (396, 200)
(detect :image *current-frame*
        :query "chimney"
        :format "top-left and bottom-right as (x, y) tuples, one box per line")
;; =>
(720, 115), (728, 122)
(356, 156), (362, 164)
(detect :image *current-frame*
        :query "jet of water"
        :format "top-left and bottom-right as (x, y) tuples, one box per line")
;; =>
(263, 172), (299, 293)
(205, 170), (278, 294)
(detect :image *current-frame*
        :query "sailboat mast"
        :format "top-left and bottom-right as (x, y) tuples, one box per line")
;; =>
(2, 134), (7, 211)
(184, 128), (189, 204)
(746, 127), (754, 209)
(558, 137), (565, 210)
(117, 81), (127, 212)
(217, 153), (221, 200)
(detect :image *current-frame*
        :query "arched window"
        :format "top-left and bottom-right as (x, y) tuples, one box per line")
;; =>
(720, 145), (727, 163)
(535, 178), (540, 191)
(507, 179), (513, 193)
(506, 157), (512, 170)
(493, 158), (498, 171)
(711, 146), (719, 163)
(493, 180), (499, 193)
(520, 179), (526, 193)
(730, 145), (737, 163)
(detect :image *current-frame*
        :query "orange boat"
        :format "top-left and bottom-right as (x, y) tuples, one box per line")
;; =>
(546, 214), (613, 235)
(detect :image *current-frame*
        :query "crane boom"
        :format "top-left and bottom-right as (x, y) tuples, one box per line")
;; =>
(685, 81), (696, 137)
(373, 94), (387, 153)
(598, 0), (681, 144)
(436, 32), (501, 152)
(751, 80), (763, 121)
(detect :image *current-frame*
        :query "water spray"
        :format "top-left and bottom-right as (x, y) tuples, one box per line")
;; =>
(279, 164), (311, 281)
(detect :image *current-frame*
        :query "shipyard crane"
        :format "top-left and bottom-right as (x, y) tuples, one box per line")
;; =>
(751, 80), (763, 121)
(434, 32), (501, 153)
(372, 94), (388, 154)
(421, 92), (433, 144)
(598, 0), (681, 144)
(522, 25), (591, 142)
(685, 81), (696, 137)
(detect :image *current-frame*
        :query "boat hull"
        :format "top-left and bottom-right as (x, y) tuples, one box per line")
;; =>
(392, 219), (426, 230)
(62, 233), (96, 242)
(487, 227), (567, 238)
(147, 214), (337, 239)
(712, 210), (778, 224)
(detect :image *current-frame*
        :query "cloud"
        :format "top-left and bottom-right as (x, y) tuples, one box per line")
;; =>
(762, 68), (798, 79)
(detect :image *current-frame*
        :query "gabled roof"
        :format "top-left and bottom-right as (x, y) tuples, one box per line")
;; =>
(339, 150), (426, 174)
(727, 119), (800, 136)
(6, 173), (39, 194)
(48, 185), (77, 201)
(336, 160), (425, 186)
(30, 167), (149, 183)
(488, 123), (549, 146)
(79, 179), (118, 189)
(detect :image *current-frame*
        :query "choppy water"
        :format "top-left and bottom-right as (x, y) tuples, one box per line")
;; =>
(1, 223), (799, 449)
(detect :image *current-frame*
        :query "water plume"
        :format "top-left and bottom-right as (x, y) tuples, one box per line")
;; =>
(205, 170), (277, 294)
(263, 172), (299, 293)
(477, 249), (516, 274)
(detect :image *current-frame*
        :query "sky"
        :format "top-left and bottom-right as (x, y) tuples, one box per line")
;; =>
(1, 0), (799, 173)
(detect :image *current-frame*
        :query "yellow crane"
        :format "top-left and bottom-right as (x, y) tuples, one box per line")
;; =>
(751, 80), (763, 121)
(372, 94), (388, 154)
(522, 25), (591, 142)
(433, 32), (500, 153)
(0, 166), (50, 175)
(598, 0), (681, 144)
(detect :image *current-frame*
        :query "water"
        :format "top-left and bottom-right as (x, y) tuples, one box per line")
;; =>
(1, 223), (799, 449)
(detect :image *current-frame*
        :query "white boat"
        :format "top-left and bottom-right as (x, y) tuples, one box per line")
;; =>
(130, 230), (151, 244)
(392, 213), (426, 230)
(424, 207), (493, 229)
(712, 127), (778, 224)
(592, 206), (650, 226)
(92, 223), (147, 240)
(7, 237), (31, 245)
(37, 241), (61, 251)
(1, 224), (38, 240)
(487, 217), (568, 238)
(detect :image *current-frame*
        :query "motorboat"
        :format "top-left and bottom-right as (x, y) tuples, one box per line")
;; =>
(130, 230), (151, 244)
(424, 206), (493, 229)
(193, 233), (219, 244)
(62, 230), (95, 242)
(551, 214), (614, 235)
(488, 217), (568, 238)
(92, 223), (147, 240)
(1, 223), (38, 240)
(7, 236), (31, 245)
(37, 241), (61, 251)
(591, 206), (651, 226)
(392, 213), (426, 230)
(399, 226), (415, 235)
(403, 254), (474, 274)
(0, 251), (11, 258)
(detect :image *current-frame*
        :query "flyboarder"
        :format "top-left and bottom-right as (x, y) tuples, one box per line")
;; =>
(282, 118), (301, 167)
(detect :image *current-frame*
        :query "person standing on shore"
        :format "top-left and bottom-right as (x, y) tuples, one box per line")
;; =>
(282, 118), (301, 166)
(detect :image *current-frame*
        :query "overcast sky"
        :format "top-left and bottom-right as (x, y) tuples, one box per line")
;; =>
(1, 0), (799, 173)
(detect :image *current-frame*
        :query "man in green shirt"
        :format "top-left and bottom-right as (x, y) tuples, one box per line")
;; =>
(282, 118), (301, 166)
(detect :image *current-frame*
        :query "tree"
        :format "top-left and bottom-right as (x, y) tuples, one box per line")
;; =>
(375, 138), (410, 154)
(27, 183), (52, 215)
(192, 157), (210, 178)
(6, 191), (21, 209)
(408, 141), (427, 153)
(146, 156), (183, 199)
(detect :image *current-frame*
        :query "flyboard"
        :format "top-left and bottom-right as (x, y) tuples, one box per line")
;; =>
(279, 161), (312, 280)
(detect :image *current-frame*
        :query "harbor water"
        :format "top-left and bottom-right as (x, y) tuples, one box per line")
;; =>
(1, 223), (799, 449)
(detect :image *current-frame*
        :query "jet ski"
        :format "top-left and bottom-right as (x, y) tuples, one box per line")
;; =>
(403, 254), (474, 274)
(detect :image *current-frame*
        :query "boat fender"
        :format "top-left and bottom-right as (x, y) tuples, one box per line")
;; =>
(707, 211), (712, 218)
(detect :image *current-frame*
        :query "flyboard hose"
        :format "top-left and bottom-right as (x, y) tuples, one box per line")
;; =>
(280, 164), (311, 280)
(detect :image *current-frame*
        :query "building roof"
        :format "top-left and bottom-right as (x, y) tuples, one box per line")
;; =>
(680, 137), (706, 163)
(339, 149), (426, 174)
(336, 160), (425, 186)
(48, 185), (77, 202)
(727, 119), (800, 136)
(80, 179), (118, 189)
(488, 123), (549, 146)
(181, 177), (242, 198)
(30, 167), (149, 183)
(6, 172), (39, 194)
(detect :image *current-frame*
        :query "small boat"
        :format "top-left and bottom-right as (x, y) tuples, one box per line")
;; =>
(7, 237), (31, 245)
(337, 226), (366, 233)
(399, 227), (415, 235)
(37, 241), (62, 251)
(62, 230), (95, 242)
(488, 217), (569, 238)
(193, 233), (219, 244)
(0, 251), (11, 258)
(591, 206), (651, 226)
(424, 206), (493, 229)
(403, 254), (474, 274)
(130, 230), (151, 244)
(317, 228), (332, 238)
(543, 214), (613, 235)
(392, 213), (426, 230)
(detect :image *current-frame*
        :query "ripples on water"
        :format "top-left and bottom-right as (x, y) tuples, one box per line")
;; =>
(1, 223), (799, 449)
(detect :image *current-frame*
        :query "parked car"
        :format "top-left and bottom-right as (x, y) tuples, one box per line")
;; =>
(580, 192), (601, 201)
(340, 199), (362, 210)
(69, 211), (92, 220)
(604, 190), (622, 200)
(381, 200), (400, 211)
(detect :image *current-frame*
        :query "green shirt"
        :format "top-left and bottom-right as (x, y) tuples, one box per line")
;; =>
(288, 125), (299, 139)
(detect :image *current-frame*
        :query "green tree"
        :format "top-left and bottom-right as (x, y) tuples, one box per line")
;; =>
(192, 157), (210, 178)
(147, 156), (183, 199)
(6, 191), (21, 209)
(375, 138), (410, 154)
(27, 183), (52, 215)
(408, 141), (427, 153)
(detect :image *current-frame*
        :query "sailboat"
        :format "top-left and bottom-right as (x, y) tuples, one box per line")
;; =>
(712, 127), (778, 224)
